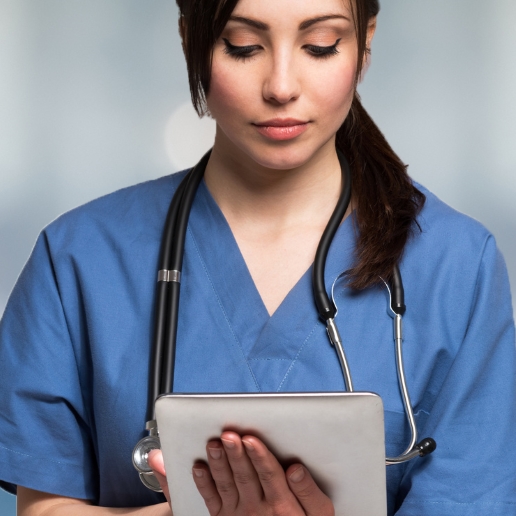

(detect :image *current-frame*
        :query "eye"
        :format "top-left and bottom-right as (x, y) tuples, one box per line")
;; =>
(304, 38), (341, 59)
(223, 38), (262, 61)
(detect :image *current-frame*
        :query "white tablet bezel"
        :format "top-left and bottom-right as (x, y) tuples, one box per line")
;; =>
(155, 392), (387, 516)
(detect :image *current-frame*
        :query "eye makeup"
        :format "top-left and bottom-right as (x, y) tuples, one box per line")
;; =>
(303, 38), (341, 58)
(222, 38), (261, 60)
(222, 38), (342, 61)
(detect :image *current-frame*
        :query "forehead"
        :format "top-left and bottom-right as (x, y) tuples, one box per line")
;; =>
(230, 0), (352, 25)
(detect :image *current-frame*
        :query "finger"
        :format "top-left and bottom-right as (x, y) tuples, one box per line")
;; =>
(241, 436), (300, 508)
(192, 462), (223, 516)
(206, 440), (239, 509)
(220, 431), (263, 504)
(147, 450), (171, 503)
(286, 463), (334, 516)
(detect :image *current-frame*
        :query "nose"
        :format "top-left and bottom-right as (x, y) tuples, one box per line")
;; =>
(262, 48), (301, 105)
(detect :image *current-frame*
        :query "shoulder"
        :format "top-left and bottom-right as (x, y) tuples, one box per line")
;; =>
(41, 171), (188, 259)
(407, 182), (500, 284)
(405, 181), (508, 305)
(414, 182), (492, 255)
(403, 182), (512, 346)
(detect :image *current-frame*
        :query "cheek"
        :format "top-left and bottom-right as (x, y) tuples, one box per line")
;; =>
(309, 62), (356, 124)
(207, 61), (256, 122)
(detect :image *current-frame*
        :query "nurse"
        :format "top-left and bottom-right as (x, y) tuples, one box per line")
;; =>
(1, 0), (515, 515)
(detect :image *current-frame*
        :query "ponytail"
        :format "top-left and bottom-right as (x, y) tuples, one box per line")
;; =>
(336, 93), (426, 290)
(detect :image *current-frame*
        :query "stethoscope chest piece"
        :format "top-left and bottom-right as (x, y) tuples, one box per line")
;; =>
(133, 435), (161, 474)
(139, 470), (162, 492)
(133, 434), (162, 492)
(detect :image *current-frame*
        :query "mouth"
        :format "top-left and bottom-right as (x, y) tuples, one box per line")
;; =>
(252, 118), (310, 141)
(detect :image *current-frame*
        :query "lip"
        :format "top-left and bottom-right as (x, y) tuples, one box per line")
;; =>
(253, 118), (310, 141)
(255, 118), (308, 127)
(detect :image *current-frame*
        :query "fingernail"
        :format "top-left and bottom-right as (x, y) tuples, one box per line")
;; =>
(221, 438), (235, 449)
(242, 439), (254, 451)
(193, 468), (204, 478)
(208, 447), (222, 460)
(289, 466), (305, 483)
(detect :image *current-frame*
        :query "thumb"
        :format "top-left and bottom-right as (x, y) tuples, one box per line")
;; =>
(147, 449), (171, 503)
(286, 464), (334, 516)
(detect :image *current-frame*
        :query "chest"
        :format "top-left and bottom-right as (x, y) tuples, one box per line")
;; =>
(228, 219), (330, 316)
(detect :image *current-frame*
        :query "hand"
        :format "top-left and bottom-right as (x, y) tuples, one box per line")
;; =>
(192, 431), (334, 516)
(147, 449), (172, 506)
(147, 432), (334, 516)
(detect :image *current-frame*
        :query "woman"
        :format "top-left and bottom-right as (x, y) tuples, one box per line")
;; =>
(1, 0), (515, 514)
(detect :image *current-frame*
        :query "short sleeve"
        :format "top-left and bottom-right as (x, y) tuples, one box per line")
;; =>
(0, 231), (97, 500)
(395, 236), (516, 515)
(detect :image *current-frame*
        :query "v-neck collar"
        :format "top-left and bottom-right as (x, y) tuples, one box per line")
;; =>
(188, 180), (356, 391)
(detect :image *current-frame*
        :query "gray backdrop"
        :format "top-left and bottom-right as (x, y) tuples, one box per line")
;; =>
(1, 1), (515, 513)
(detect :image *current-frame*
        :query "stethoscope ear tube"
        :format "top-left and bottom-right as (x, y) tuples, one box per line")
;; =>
(385, 438), (437, 465)
(383, 267), (436, 464)
(389, 264), (406, 316)
(312, 150), (352, 321)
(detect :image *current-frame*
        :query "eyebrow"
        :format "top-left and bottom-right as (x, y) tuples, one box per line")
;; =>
(228, 14), (350, 32)
(228, 16), (269, 31)
(299, 15), (351, 30)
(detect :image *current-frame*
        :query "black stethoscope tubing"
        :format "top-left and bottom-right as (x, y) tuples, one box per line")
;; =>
(148, 148), (362, 420)
(148, 147), (413, 409)
(147, 152), (209, 422)
(136, 148), (435, 491)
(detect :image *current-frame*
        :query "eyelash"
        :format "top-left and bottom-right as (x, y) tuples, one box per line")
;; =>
(304, 39), (341, 59)
(222, 38), (341, 61)
(223, 39), (261, 61)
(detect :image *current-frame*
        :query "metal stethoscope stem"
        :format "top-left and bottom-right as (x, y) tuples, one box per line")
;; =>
(326, 273), (436, 465)
(132, 149), (436, 492)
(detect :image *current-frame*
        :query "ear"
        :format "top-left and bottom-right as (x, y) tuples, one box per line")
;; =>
(366, 16), (377, 55)
(360, 16), (377, 79)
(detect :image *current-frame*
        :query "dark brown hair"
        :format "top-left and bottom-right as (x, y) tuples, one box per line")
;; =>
(176, 0), (425, 289)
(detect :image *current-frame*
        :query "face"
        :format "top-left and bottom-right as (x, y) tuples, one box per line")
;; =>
(206, 0), (375, 171)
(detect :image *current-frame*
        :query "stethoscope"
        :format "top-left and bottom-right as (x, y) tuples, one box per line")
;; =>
(132, 149), (436, 492)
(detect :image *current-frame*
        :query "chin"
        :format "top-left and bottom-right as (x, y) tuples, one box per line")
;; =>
(240, 139), (329, 171)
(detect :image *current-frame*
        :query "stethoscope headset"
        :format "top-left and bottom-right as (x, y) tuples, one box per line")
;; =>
(133, 149), (436, 492)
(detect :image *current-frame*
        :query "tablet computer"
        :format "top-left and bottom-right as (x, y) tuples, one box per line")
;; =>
(155, 392), (387, 516)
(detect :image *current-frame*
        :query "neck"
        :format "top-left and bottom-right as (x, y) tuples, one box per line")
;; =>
(204, 133), (342, 231)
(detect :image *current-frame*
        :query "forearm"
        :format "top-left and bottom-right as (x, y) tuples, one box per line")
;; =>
(37, 503), (171, 516)
(17, 487), (171, 516)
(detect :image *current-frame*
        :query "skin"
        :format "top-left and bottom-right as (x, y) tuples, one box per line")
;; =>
(17, 0), (375, 514)
(203, 0), (375, 316)
(148, 433), (333, 516)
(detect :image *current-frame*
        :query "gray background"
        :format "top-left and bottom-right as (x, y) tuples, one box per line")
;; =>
(1, 0), (515, 512)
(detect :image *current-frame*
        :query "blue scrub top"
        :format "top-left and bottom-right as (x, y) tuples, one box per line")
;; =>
(0, 171), (515, 515)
